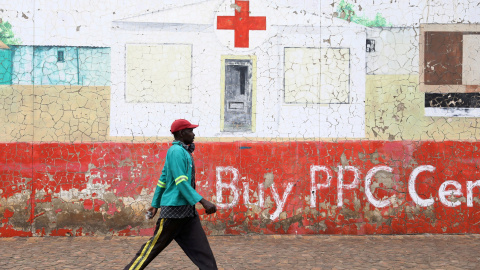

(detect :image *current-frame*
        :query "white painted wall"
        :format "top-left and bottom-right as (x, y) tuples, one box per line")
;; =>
(109, 0), (366, 138)
(2, 0), (480, 138)
(366, 28), (419, 75)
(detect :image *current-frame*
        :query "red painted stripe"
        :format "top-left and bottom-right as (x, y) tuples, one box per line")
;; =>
(1, 141), (480, 236)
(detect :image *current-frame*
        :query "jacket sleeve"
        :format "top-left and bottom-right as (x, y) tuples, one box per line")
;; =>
(169, 149), (203, 205)
(151, 164), (167, 208)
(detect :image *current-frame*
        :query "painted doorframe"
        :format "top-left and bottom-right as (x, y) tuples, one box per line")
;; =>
(220, 55), (257, 132)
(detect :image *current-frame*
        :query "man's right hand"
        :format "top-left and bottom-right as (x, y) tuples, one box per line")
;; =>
(200, 199), (217, 215)
(147, 206), (158, 219)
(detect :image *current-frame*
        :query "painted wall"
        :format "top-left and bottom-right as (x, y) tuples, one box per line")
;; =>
(0, 49), (12, 84)
(2, 141), (480, 236)
(33, 46), (79, 85)
(78, 47), (111, 87)
(107, 0), (367, 138)
(11, 46), (33, 85)
(1, 0), (480, 237)
(0, 85), (110, 143)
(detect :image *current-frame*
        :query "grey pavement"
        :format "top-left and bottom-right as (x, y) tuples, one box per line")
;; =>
(1, 234), (479, 269)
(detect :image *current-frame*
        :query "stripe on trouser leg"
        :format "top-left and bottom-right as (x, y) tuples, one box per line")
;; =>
(129, 219), (165, 270)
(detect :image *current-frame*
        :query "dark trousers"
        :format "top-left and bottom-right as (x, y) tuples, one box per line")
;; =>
(124, 215), (217, 270)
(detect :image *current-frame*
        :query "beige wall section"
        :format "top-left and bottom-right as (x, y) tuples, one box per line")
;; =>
(34, 86), (110, 142)
(126, 44), (192, 103)
(366, 75), (480, 141)
(0, 85), (110, 142)
(284, 48), (349, 104)
(0, 85), (34, 142)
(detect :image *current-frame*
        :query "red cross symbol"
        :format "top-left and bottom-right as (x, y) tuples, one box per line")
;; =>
(217, 0), (267, 48)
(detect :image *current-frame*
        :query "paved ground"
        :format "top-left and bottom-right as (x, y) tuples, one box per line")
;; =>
(1, 234), (479, 269)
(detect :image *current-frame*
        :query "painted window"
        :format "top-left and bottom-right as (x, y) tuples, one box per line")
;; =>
(125, 44), (192, 103)
(57, 50), (64, 62)
(366, 39), (375, 53)
(284, 47), (350, 104)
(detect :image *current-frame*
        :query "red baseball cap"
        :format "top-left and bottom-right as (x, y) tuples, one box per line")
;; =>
(170, 119), (199, 133)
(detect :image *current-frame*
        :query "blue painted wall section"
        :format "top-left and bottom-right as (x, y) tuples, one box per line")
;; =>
(11, 46), (33, 85)
(33, 46), (79, 85)
(0, 49), (12, 85)
(7, 46), (110, 86)
(78, 47), (111, 87)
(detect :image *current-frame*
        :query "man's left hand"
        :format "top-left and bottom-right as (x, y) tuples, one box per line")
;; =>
(200, 199), (217, 215)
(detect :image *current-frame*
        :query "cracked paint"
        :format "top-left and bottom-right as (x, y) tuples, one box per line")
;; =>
(2, 141), (480, 236)
(1, 0), (480, 237)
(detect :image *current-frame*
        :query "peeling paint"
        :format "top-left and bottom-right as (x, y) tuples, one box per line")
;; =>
(1, 0), (480, 238)
(1, 141), (479, 236)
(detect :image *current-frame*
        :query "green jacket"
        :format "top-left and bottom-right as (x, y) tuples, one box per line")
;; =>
(151, 141), (203, 208)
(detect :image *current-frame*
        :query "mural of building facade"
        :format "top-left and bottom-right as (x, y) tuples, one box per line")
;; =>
(1, 0), (480, 237)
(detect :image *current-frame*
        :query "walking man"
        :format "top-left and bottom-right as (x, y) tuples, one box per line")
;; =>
(125, 119), (218, 270)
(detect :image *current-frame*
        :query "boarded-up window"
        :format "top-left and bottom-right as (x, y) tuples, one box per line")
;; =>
(421, 24), (480, 117)
(126, 44), (192, 103)
(424, 32), (463, 86)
